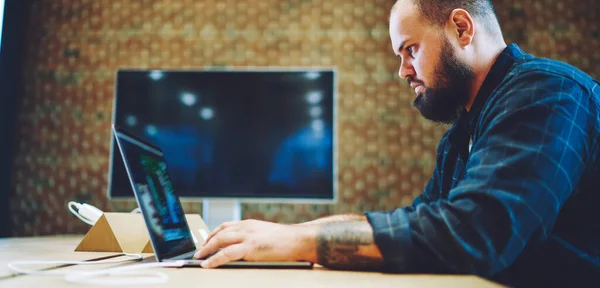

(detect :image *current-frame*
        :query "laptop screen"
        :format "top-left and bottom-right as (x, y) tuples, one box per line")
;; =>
(114, 128), (196, 260)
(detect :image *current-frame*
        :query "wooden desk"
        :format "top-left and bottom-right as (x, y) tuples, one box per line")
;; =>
(0, 235), (503, 287)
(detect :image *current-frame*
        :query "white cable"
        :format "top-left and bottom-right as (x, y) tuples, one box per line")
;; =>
(68, 200), (141, 226)
(7, 254), (184, 286)
(68, 201), (104, 226)
(68, 201), (95, 225)
(7, 253), (144, 275)
(64, 261), (185, 286)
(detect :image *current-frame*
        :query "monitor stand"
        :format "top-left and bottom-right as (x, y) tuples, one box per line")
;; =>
(202, 199), (242, 231)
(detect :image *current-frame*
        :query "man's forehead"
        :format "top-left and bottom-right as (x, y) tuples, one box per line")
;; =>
(389, 4), (423, 48)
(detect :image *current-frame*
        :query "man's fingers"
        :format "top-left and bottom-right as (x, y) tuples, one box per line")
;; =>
(201, 244), (248, 268)
(203, 221), (236, 245)
(194, 230), (242, 259)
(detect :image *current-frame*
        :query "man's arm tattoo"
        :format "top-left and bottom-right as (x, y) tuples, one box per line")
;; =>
(316, 221), (384, 271)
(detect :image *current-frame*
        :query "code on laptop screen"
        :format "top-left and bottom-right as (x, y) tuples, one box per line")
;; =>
(115, 131), (196, 258)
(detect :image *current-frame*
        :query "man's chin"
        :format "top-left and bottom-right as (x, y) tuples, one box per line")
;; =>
(412, 93), (424, 107)
(412, 93), (460, 124)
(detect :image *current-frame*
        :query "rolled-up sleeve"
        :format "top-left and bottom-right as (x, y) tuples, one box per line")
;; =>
(366, 72), (592, 276)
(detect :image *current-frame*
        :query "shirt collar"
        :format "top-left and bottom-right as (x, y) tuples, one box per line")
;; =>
(448, 43), (525, 146)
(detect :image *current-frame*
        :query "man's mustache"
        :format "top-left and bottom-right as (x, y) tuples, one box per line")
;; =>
(407, 78), (425, 87)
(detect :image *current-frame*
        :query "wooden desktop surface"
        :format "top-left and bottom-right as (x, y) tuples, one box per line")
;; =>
(0, 235), (504, 287)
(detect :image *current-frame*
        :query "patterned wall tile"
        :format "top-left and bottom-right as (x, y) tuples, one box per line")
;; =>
(10, 0), (599, 236)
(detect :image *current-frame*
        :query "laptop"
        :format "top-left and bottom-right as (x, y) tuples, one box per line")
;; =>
(112, 126), (313, 268)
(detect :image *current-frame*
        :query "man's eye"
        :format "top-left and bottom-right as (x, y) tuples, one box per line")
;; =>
(407, 46), (415, 55)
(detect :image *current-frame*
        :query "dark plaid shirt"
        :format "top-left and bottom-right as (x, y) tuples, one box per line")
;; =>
(366, 44), (600, 287)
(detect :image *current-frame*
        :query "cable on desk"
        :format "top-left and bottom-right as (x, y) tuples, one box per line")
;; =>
(7, 253), (144, 275)
(64, 261), (186, 286)
(7, 253), (184, 286)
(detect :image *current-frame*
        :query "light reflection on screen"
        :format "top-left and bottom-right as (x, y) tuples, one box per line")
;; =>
(0, 0), (5, 51)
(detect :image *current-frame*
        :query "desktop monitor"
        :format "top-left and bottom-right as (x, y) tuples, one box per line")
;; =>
(108, 69), (337, 227)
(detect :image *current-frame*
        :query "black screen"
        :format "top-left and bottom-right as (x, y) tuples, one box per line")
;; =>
(109, 70), (335, 199)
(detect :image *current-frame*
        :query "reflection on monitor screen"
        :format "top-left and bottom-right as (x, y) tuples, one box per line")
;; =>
(0, 0), (5, 50)
(115, 132), (195, 258)
(109, 69), (336, 201)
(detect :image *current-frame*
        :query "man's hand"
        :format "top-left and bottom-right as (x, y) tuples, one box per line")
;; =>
(194, 219), (315, 268)
(194, 217), (385, 271)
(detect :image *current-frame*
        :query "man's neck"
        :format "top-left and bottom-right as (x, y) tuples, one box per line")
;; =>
(465, 42), (507, 111)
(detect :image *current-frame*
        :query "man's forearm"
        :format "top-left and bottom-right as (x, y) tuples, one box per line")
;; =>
(297, 219), (385, 271)
(298, 214), (366, 226)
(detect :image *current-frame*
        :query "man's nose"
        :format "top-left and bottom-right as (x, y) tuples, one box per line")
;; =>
(398, 59), (414, 79)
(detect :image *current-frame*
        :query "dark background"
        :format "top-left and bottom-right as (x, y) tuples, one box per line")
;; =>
(0, 0), (27, 237)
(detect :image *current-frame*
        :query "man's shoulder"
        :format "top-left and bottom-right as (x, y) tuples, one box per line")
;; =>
(485, 55), (598, 111)
(508, 56), (598, 91)
(477, 55), (599, 133)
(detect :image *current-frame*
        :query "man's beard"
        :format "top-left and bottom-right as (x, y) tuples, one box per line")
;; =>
(412, 38), (475, 124)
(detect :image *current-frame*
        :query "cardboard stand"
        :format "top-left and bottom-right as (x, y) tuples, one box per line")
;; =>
(75, 212), (210, 253)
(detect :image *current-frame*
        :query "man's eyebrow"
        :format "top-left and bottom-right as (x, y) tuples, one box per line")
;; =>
(397, 39), (410, 55)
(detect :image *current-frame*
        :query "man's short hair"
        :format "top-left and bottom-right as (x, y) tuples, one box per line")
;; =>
(393, 0), (502, 37)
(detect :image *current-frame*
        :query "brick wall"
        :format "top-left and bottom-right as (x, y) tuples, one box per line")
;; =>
(10, 0), (599, 236)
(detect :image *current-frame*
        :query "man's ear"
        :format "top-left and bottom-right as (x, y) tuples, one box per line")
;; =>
(448, 9), (475, 47)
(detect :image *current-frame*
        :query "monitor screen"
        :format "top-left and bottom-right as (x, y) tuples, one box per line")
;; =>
(113, 129), (196, 259)
(109, 69), (336, 200)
